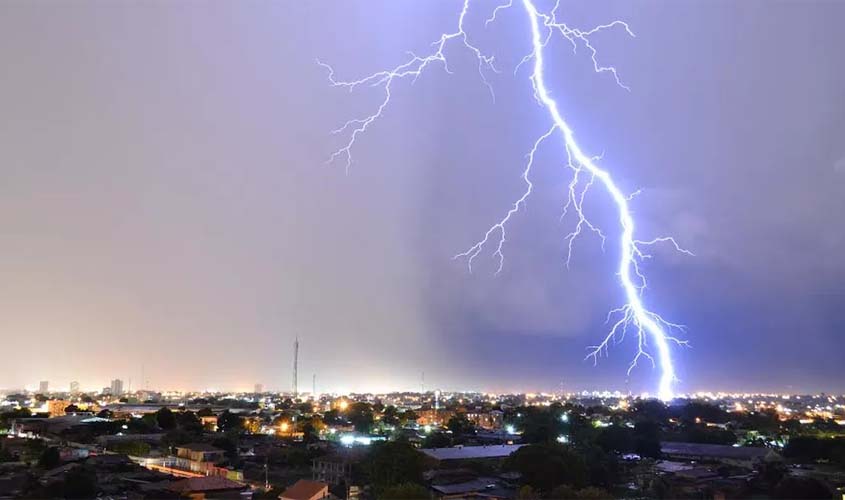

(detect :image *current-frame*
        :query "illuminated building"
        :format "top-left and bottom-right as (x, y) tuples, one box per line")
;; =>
(175, 443), (225, 463)
(47, 399), (71, 417)
(110, 379), (124, 397)
(38, 381), (48, 394)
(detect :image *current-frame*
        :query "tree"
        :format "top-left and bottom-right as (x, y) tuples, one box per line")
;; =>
(677, 401), (728, 424)
(127, 414), (158, 433)
(382, 405), (400, 426)
(378, 482), (430, 500)
(505, 444), (588, 492)
(299, 415), (326, 443)
(63, 404), (80, 414)
(0, 408), (32, 429)
(580, 445), (619, 488)
(757, 458), (787, 486)
(197, 407), (214, 417)
(633, 421), (661, 458)
(217, 410), (244, 434)
(322, 409), (344, 425)
(631, 400), (668, 423)
(422, 431), (452, 448)
(175, 411), (203, 435)
(773, 477), (832, 499)
(56, 466), (97, 499)
(155, 407), (177, 430)
(0, 447), (16, 462)
(517, 485), (538, 499)
(596, 426), (633, 454)
(365, 441), (430, 495)
(38, 447), (61, 469)
(447, 414), (475, 436)
(212, 435), (239, 463)
(546, 485), (578, 499)
(681, 425), (737, 445)
(401, 409), (419, 425)
(517, 407), (566, 444)
(348, 403), (375, 434)
(109, 441), (151, 457)
(575, 487), (613, 499)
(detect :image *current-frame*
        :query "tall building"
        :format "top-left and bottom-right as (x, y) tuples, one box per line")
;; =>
(70, 381), (80, 394)
(38, 381), (49, 394)
(254, 383), (263, 394)
(110, 379), (124, 396)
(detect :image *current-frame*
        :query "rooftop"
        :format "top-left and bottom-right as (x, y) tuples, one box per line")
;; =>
(661, 442), (772, 461)
(280, 479), (329, 500)
(430, 478), (515, 499)
(167, 476), (246, 493)
(419, 444), (524, 461)
(175, 442), (223, 453)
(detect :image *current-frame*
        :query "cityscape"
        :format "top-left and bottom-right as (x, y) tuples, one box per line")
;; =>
(1, 379), (844, 499)
(2, 0), (845, 499)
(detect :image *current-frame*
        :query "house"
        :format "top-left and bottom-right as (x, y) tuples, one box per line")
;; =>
(311, 447), (367, 486)
(165, 475), (248, 498)
(312, 455), (352, 486)
(175, 443), (226, 463)
(279, 479), (330, 500)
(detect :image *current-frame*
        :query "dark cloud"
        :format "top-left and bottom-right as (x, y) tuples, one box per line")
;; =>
(0, 0), (842, 393)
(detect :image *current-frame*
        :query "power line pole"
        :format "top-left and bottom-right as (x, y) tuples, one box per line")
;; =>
(293, 336), (299, 399)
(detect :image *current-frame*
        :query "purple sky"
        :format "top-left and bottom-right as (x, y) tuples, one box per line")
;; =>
(1, 0), (843, 394)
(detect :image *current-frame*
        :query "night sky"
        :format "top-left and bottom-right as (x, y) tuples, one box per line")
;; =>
(1, 0), (843, 394)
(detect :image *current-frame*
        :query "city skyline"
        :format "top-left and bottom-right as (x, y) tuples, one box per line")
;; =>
(1, 0), (844, 394)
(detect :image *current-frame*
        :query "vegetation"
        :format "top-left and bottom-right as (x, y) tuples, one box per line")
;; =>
(108, 441), (151, 457)
(784, 436), (845, 465)
(363, 441), (430, 496)
(505, 443), (588, 492)
(378, 482), (430, 500)
(348, 402), (375, 434)
(37, 447), (61, 469)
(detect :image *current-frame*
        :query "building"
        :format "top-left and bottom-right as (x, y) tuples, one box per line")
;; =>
(175, 443), (226, 463)
(254, 383), (264, 394)
(312, 448), (367, 486)
(69, 381), (80, 394)
(38, 381), (48, 394)
(47, 400), (71, 417)
(200, 414), (218, 432)
(163, 476), (248, 497)
(660, 442), (775, 468)
(430, 477), (515, 500)
(417, 409), (456, 427)
(279, 479), (330, 500)
(420, 444), (524, 462)
(110, 379), (124, 397)
(466, 410), (504, 430)
(313, 456), (353, 486)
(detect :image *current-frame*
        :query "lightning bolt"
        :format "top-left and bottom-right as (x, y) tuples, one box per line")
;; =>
(321, 0), (692, 401)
